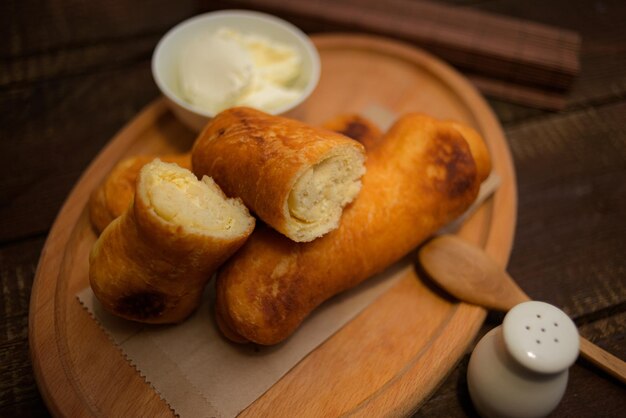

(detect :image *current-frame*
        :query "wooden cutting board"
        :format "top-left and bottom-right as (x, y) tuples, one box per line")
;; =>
(29, 34), (517, 417)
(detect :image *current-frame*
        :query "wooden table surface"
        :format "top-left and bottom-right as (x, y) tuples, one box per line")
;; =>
(1, 0), (624, 417)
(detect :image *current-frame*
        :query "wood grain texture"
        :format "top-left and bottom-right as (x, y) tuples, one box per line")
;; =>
(241, 270), (487, 418)
(0, 0), (199, 56)
(29, 35), (517, 417)
(1, 0), (625, 416)
(473, 0), (626, 107)
(1, 36), (159, 88)
(29, 102), (190, 418)
(0, 237), (48, 415)
(0, 64), (171, 243)
(505, 102), (626, 317)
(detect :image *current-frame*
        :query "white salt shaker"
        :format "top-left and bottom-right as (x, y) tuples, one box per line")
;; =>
(467, 301), (580, 418)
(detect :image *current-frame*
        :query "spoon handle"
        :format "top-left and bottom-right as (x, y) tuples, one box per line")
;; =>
(579, 336), (626, 384)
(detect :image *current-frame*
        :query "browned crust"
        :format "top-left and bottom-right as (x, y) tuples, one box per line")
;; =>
(191, 107), (365, 240)
(321, 113), (383, 150)
(88, 163), (254, 324)
(444, 121), (491, 183)
(215, 114), (491, 344)
(88, 153), (191, 234)
(89, 112), (377, 236)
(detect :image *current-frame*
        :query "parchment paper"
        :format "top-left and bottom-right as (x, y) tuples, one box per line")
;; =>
(77, 261), (408, 418)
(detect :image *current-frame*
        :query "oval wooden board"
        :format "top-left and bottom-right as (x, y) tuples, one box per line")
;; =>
(30, 34), (517, 417)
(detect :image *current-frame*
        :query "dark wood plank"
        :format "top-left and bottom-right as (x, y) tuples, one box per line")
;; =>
(488, 98), (550, 126)
(0, 316), (44, 410)
(0, 64), (162, 243)
(472, 0), (626, 107)
(0, 0), (200, 56)
(577, 311), (626, 366)
(1, 35), (159, 87)
(0, 401), (51, 418)
(0, 236), (45, 316)
(0, 237), (48, 414)
(505, 101), (626, 317)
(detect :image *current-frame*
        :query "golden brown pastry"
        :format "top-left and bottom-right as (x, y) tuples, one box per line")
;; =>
(88, 113), (377, 236)
(443, 121), (491, 183)
(89, 153), (191, 234)
(322, 113), (383, 150)
(89, 159), (255, 324)
(192, 107), (366, 242)
(215, 114), (492, 344)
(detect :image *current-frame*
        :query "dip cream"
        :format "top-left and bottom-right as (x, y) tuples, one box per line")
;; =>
(178, 28), (303, 114)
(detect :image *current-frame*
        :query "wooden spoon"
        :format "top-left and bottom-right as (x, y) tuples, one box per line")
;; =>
(418, 234), (626, 384)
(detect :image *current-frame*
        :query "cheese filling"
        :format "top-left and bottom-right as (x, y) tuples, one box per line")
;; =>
(288, 152), (365, 229)
(140, 160), (253, 237)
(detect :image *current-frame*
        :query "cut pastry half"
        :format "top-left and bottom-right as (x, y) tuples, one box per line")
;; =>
(89, 159), (255, 324)
(89, 153), (191, 234)
(192, 107), (366, 242)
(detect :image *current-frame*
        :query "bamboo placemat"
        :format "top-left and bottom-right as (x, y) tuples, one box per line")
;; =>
(210, 0), (581, 109)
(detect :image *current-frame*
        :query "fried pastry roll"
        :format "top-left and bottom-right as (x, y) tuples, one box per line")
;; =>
(322, 113), (383, 150)
(191, 107), (366, 242)
(89, 153), (191, 234)
(89, 159), (254, 324)
(215, 114), (492, 344)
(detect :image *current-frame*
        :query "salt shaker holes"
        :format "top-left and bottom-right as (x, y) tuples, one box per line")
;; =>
(501, 301), (580, 374)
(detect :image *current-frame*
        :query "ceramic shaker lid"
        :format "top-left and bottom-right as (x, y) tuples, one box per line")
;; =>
(502, 301), (579, 374)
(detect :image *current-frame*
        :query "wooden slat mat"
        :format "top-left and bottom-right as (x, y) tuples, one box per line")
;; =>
(211, 0), (581, 109)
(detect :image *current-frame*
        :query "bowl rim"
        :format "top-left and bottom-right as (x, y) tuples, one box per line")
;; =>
(151, 9), (321, 118)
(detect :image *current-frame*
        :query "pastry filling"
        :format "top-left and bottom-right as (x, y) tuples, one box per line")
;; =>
(288, 150), (365, 231)
(140, 159), (253, 236)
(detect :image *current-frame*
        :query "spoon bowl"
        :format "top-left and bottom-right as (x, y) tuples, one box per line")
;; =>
(418, 234), (626, 384)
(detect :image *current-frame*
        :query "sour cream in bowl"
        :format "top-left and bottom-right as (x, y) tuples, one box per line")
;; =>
(152, 10), (320, 132)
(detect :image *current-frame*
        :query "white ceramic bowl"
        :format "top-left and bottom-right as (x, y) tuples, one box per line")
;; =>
(152, 10), (321, 132)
